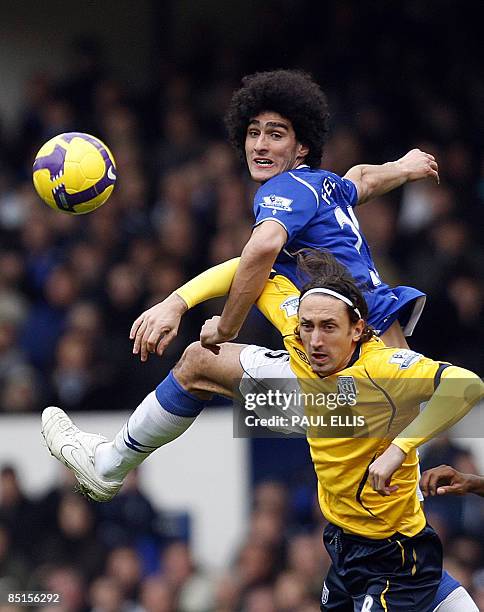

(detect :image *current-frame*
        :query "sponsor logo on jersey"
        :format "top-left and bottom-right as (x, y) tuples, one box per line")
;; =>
(337, 376), (357, 396)
(280, 295), (299, 317)
(260, 194), (293, 212)
(321, 582), (329, 604)
(389, 350), (422, 369)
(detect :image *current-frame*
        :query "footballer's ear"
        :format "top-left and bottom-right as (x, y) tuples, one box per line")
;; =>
(297, 142), (309, 160)
(352, 319), (365, 342)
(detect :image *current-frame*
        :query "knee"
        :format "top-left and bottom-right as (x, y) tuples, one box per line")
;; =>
(173, 342), (212, 394)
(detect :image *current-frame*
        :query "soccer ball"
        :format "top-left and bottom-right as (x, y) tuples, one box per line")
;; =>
(32, 132), (116, 214)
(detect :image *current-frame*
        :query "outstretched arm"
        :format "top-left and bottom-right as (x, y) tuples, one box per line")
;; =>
(200, 220), (287, 350)
(420, 465), (484, 498)
(345, 148), (439, 205)
(130, 258), (241, 361)
(369, 367), (483, 495)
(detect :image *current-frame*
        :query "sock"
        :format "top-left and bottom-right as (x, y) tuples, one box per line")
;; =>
(95, 372), (205, 481)
(433, 586), (479, 611)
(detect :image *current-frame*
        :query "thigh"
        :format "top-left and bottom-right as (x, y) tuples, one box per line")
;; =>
(380, 320), (409, 349)
(239, 345), (305, 434)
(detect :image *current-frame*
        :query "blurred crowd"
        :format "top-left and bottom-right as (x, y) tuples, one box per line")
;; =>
(0, 2), (483, 609)
(0, 5), (483, 414)
(1, 440), (484, 612)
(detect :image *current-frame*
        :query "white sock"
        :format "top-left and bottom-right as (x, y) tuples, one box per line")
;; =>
(433, 586), (479, 611)
(95, 391), (196, 481)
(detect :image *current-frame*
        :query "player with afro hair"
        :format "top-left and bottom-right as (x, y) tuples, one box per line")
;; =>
(224, 69), (330, 168)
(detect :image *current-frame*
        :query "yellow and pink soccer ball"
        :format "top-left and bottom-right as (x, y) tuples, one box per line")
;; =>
(32, 132), (116, 214)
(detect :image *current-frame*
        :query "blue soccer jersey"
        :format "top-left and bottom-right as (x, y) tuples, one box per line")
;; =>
(253, 165), (425, 335)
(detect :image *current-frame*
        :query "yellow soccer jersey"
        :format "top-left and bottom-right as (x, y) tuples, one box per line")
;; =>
(255, 274), (481, 539)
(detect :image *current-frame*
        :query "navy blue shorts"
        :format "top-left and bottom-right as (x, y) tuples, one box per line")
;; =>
(320, 523), (442, 611)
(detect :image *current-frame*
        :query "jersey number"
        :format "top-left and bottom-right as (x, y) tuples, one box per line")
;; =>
(334, 206), (381, 287)
(334, 205), (362, 253)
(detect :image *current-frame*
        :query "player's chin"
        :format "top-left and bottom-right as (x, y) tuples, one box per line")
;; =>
(249, 164), (278, 182)
(309, 361), (331, 375)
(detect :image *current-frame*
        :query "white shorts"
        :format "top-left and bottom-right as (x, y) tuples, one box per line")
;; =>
(239, 345), (305, 434)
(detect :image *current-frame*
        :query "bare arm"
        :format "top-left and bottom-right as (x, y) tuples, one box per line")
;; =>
(200, 220), (287, 349)
(344, 148), (439, 205)
(420, 465), (484, 498)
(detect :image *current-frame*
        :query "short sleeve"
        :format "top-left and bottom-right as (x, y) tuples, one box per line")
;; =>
(253, 173), (319, 242)
(340, 177), (358, 207)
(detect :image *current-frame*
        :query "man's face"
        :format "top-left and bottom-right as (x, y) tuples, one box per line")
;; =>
(298, 295), (364, 376)
(245, 112), (309, 183)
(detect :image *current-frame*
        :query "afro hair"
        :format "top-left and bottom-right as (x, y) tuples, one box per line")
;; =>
(224, 69), (330, 168)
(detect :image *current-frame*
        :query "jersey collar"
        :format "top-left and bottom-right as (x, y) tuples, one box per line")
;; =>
(346, 344), (362, 368)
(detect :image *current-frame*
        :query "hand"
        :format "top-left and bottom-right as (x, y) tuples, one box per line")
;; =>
(368, 444), (406, 496)
(200, 316), (237, 355)
(396, 148), (440, 184)
(130, 293), (187, 362)
(420, 464), (476, 497)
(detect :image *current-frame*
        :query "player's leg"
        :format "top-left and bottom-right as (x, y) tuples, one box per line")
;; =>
(380, 320), (409, 349)
(373, 288), (426, 349)
(432, 574), (479, 612)
(433, 587), (479, 611)
(173, 341), (245, 399)
(42, 342), (247, 501)
(362, 525), (442, 612)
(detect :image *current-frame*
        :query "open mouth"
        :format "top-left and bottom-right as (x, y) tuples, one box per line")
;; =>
(254, 158), (274, 167)
(311, 353), (329, 363)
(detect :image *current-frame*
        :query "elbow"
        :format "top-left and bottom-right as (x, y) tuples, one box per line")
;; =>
(243, 240), (281, 263)
(244, 227), (286, 260)
(358, 167), (379, 202)
(441, 366), (484, 405)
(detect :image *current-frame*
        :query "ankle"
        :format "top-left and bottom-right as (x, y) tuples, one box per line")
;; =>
(94, 441), (125, 481)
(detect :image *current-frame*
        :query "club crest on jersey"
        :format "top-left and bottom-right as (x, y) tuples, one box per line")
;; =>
(337, 376), (357, 396)
(280, 295), (299, 317)
(389, 350), (422, 369)
(261, 194), (293, 213)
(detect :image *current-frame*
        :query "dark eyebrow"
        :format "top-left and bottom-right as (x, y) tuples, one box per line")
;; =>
(300, 317), (337, 324)
(248, 119), (289, 130)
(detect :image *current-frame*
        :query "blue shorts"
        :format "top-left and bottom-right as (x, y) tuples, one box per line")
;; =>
(268, 270), (426, 338)
(365, 285), (426, 337)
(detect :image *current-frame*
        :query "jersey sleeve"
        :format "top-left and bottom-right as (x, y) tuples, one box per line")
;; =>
(176, 258), (240, 308)
(255, 274), (300, 337)
(253, 173), (319, 242)
(365, 347), (483, 452)
(392, 366), (483, 454)
(340, 177), (358, 207)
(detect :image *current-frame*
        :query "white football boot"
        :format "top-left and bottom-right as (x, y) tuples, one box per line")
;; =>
(41, 406), (123, 502)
